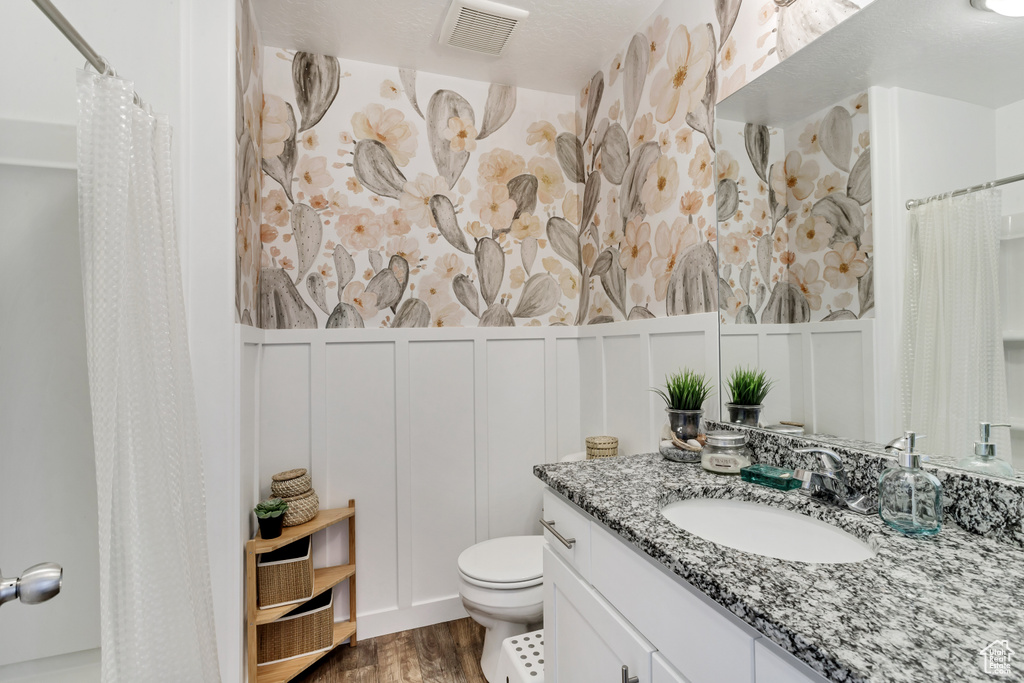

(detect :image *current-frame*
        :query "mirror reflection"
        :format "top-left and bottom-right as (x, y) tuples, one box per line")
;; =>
(714, 0), (1024, 477)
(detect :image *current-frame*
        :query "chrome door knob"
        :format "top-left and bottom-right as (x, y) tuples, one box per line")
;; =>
(0, 563), (63, 607)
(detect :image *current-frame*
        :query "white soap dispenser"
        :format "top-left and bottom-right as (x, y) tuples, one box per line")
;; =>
(957, 422), (1015, 478)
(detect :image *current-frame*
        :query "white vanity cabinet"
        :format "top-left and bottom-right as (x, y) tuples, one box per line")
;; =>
(652, 653), (691, 683)
(544, 547), (655, 683)
(542, 488), (829, 683)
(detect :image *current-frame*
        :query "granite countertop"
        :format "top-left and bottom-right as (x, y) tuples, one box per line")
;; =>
(534, 454), (1024, 683)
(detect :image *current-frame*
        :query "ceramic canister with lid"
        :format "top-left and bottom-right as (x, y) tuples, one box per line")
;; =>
(701, 430), (754, 474)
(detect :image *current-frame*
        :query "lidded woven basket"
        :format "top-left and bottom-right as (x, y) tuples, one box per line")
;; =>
(271, 468), (312, 498)
(586, 436), (619, 459)
(282, 489), (320, 527)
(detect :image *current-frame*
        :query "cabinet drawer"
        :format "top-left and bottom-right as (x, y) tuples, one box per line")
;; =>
(544, 546), (654, 683)
(590, 524), (755, 683)
(542, 489), (591, 580)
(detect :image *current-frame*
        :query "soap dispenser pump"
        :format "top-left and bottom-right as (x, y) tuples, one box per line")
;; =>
(878, 431), (942, 536)
(957, 422), (1015, 478)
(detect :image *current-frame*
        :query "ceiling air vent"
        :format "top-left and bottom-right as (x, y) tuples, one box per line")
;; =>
(439, 0), (529, 56)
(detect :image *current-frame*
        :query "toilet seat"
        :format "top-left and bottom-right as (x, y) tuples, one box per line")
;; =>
(457, 536), (544, 589)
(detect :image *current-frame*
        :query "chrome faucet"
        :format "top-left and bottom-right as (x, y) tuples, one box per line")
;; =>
(793, 447), (875, 515)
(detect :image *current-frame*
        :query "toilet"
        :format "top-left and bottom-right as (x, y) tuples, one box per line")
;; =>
(457, 535), (545, 683)
(458, 453), (583, 682)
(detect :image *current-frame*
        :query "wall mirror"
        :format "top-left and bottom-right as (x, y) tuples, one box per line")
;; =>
(713, 0), (1024, 477)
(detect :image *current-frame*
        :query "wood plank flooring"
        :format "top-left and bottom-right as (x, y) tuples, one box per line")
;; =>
(292, 618), (487, 683)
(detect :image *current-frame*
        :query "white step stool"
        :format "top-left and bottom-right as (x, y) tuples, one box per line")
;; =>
(494, 629), (544, 683)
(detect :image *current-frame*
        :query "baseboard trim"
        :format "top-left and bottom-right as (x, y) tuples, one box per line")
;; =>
(0, 649), (100, 683)
(350, 596), (468, 640)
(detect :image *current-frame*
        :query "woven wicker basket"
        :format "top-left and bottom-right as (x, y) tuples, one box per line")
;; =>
(256, 537), (314, 609)
(271, 468), (312, 498)
(282, 489), (319, 527)
(257, 589), (334, 665)
(586, 436), (619, 459)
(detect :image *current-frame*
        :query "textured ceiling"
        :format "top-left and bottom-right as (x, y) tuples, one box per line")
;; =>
(253, 0), (663, 94)
(719, 0), (1024, 126)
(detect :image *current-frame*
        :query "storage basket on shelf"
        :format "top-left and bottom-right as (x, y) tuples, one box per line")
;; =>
(271, 468), (312, 498)
(256, 536), (314, 609)
(282, 489), (319, 527)
(586, 436), (619, 459)
(256, 589), (334, 665)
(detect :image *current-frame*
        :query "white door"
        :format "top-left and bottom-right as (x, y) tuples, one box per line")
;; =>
(0, 132), (101, 681)
(543, 546), (654, 683)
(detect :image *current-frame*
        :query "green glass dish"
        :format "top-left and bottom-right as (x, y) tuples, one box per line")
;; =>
(740, 464), (802, 491)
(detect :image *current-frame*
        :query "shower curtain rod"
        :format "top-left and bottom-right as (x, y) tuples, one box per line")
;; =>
(30, 0), (142, 104)
(905, 171), (1024, 210)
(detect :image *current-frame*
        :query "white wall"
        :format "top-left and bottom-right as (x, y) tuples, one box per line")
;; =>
(870, 86), (998, 445)
(244, 312), (717, 641)
(0, 2), (245, 682)
(0, 152), (99, 672)
(995, 98), (1024, 464)
(872, 86), (1024, 467)
(995, 99), (1024, 217)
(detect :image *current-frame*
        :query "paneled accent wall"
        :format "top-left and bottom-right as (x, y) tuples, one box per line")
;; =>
(720, 319), (876, 441)
(240, 312), (718, 638)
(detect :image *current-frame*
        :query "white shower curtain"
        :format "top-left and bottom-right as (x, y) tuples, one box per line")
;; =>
(76, 70), (221, 682)
(901, 189), (1011, 462)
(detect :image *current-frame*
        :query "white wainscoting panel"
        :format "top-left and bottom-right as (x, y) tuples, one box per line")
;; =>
(721, 319), (875, 440)
(578, 335), (605, 442)
(603, 334), (647, 456)
(487, 338), (547, 540)
(556, 338), (582, 457)
(580, 313), (721, 455)
(246, 313), (720, 639)
(810, 330), (870, 440)
(323, 341), (398, 620)
(258, 343), (311, 499)
(408, 340), (477, 607)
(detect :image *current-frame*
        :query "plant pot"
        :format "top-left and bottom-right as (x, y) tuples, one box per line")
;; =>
(258, 514), (284, 539)
(666, 408), (703, 440)
(726, 403), (763, 426)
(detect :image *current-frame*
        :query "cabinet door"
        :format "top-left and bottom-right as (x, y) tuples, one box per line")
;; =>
(653, 653), (691, 683)
(754, 641), (827, 683)
(544, 546), (654, 683)
(589, 524), (755, 683)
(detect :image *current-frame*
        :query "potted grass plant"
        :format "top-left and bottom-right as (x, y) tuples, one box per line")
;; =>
(726, 367), (775, 426)
(653, 369), (715, 440)
(255, 498), (289, 539)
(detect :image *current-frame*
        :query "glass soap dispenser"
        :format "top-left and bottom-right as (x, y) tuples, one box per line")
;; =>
(878, 431), (942, 536)
(957, 422), (1015, 478)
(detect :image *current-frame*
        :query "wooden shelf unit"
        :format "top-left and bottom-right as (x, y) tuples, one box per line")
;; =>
(245, 501), (357, 683)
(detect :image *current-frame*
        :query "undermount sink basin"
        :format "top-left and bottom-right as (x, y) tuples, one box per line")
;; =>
(662, 498), (876, 564)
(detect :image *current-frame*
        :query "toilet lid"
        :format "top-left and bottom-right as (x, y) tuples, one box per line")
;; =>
(457, 536), (544, 585)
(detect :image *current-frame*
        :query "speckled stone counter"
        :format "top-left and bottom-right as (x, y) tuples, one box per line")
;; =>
(534, 453), (1024, 683)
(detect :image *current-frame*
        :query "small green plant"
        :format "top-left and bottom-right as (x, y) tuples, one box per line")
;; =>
(255, 498), (289, 519)
(727, 366), (775, 406)
(652, 369), (715, 411)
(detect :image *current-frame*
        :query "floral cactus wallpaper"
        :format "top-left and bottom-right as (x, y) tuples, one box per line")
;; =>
(569, 2), (721, 324)
(257, 53), (585, 328)
(235, 0), (880, 329)
(716, 0), (875, 102)
(255, 0), (730, 329)
(717, 91), (873, 324)
(236, 0), (263, 325)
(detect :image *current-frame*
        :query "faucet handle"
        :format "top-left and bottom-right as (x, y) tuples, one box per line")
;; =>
(793, 447), (843, 473)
